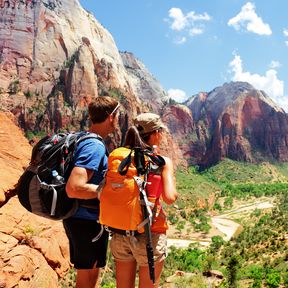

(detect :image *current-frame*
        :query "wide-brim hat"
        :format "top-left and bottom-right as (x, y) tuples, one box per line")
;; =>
(134, 113), (167, 135)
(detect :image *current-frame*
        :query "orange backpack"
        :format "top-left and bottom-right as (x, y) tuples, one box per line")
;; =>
(99, 147), (166, 234)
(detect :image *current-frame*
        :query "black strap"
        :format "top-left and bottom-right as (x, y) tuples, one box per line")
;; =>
(108, 227), (141, 236)
(118, 148), (166, 176)
(134, 148), (146, 175)
(76, 132), (103, 146)
(145, 153), (166, 167)
(118, 150), (133, 176)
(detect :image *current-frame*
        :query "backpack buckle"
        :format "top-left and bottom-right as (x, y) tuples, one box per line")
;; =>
(125, 230), (132, 237)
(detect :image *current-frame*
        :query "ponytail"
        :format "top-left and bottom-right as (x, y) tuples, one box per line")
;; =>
(124, 126), (149, 149)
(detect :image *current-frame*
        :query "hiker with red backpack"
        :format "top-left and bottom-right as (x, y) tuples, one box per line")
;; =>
(101, 112), (178, 288)
(63, 96), (120, 288)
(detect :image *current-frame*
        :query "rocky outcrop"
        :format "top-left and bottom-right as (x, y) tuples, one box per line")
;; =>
(0, 198), (70, 288)
(162, 104), (196, 162)
(185, 82), (288, 167)
(121, 51), (168, 113)
(0, 111), (70, 288)
(0, 112), (31, 203)
(0, 0), (140, 135)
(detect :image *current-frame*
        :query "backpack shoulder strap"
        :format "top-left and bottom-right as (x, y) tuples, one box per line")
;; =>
(118, 149), (133, 176)
(75, 132), (109, 158)
(76, 132), (103, 144)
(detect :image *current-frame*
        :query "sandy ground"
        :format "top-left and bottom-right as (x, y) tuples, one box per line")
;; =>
(167, 199), (274, 248)
(167, 238), (210, 249)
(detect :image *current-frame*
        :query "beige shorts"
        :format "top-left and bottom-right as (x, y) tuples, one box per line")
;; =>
(110, 233), (167, 266)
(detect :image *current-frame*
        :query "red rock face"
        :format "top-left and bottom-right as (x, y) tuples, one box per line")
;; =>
(162, 104), (195, 164)
(0, 0), (140, 136)
(186, 82), (288, 167)
(0, 111), (70, 287)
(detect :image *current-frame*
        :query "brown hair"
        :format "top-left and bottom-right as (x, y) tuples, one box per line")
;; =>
(124, 126), (153, 149)
(88, 96), (119, 124)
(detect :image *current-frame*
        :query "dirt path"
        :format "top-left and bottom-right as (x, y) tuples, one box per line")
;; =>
(168, 199), (274, 248)
(211, 217), (242, 241)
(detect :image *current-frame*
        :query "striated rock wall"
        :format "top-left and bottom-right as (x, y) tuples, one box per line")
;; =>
(0, 0), (140, 135)
(0, 0), (128, 93)
(0, 0), (184, 166)
(121, 51), (168, 114)
(185, 82), (288, 167)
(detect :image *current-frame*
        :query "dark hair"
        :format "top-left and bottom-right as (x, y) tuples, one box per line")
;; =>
(124, 126), (151, 149)
(88, 96), (119, 124)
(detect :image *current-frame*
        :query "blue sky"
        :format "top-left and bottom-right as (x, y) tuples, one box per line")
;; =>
(79, 0), (288, 111)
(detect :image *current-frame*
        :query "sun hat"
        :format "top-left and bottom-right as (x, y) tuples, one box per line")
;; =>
(134, 113), (167, 135)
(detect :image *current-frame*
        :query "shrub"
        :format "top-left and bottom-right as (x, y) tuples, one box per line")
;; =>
(8, 79), (20, 94)
(266, 270), (281, 288)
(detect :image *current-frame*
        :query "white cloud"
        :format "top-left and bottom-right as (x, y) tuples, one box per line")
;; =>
(269, 60), (281, 69)
(229, 54), (287, 110)
(186, 11), (211, 22)
(167, 7), (211, 42)
(189, 27), (204, 36)
(174, 36), (187, 45)
(228, 2), (272, 35)
(284, 29), (288, 46)
(169, 8), (187, 31)
(168, 88), (188, 103)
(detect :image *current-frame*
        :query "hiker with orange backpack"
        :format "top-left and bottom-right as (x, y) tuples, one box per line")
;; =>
(101, 112), (178, 288)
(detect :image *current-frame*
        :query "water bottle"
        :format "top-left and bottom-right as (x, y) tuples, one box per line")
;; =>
(51, 170), (64, 185)
(147, 145), (162, 198)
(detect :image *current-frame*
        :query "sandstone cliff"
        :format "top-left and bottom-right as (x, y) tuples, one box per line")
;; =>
(184, 82), (288, 167)
(120, 51), (168, 114)
(0, 0), (139, 134)
(0, 112), (70, 287)
(0, 0), (182, 166)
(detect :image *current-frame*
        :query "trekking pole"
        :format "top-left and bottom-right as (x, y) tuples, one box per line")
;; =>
(134, 148), (155, 284)
(143, 203), (156, 284)
(135, 176), (155, 284)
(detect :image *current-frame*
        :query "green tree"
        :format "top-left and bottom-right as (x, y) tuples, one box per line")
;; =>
(210, 235), (224, 251)
(283, 272), (288, 287)
(266, 270), (280, 288)
(227, 255), (240, 288)
(247, 265), (263, 288)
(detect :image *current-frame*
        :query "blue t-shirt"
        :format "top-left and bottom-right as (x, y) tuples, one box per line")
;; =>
(72, 137), (108, 220)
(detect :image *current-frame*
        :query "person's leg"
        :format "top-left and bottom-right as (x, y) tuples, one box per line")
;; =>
(115, 260), (137, 288)
(138, 260), (164, 288)
(76, 268), (100, 288)
(63, 218), (108, 288)
(133, 233), (167, 288)
(110, 234), (138, 288)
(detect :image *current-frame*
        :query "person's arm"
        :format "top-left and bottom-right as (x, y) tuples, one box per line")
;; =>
(161, 156), (178, 205)
(66, 166), (99, 199)
(66, 138), (106, 199)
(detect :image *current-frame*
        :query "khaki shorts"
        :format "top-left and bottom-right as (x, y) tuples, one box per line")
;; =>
(110, 233), (168, 266)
